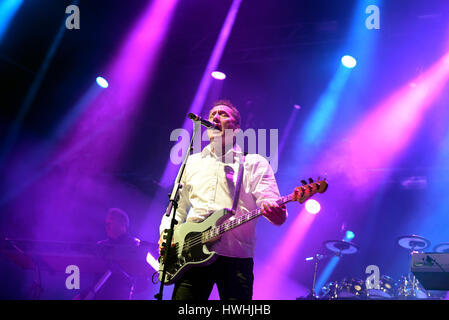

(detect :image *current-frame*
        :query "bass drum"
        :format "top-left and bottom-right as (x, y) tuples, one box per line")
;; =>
(366, 275), (397, 299)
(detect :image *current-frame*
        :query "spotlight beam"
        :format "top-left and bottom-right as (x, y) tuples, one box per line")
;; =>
(158, 0), (242, 188)
(253, 209), (316, 299)
(0, 0), (24, 42)
(139, 0), (243, 241)
(314, 233), (355, 295)
(0, 1), (74, 169)
(317, 51), (449, 193)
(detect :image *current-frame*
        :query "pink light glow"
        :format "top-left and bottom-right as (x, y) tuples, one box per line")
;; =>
(305, 199), (321, 214)
(253, 209), (316, 299)
(158, 0), (242, 188)
(23, 1), (180, 249)
(318, 51), (449, 193)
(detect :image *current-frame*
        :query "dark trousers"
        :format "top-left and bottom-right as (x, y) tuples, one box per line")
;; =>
(172, 256), (254, 300)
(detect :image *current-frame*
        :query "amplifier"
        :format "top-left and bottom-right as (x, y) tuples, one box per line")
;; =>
(411, 253), (449, 290)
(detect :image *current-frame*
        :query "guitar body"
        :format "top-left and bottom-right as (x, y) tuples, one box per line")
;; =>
(159, 208), (233, 285)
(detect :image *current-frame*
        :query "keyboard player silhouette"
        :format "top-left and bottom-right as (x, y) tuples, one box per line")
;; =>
(75, 208), (150, 300)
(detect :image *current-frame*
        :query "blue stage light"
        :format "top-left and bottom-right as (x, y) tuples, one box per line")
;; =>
(0, 0), (23, 42)
(341, 55), (357, 69)
(345, 230), (355, 240)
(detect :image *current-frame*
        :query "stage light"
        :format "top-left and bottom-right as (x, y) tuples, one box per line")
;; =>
(345, 230), (355, 240)
(211, 71), (226, 80)
(341, 55), (357, 68)
(146, 252), (160, 271)
(0, 0), (24, 42)
(305, 199), (321, 214)
(96, 76), (109, 88)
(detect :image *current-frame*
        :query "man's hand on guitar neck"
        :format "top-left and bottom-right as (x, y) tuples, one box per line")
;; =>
(159, 229), (175, 256)
(261, 201), (287, 226)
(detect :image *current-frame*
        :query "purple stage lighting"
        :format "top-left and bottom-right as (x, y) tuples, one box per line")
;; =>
(211, 71), (226, 80)
(305, 199), (321, 214)
(146, 252), (160, 271)
(341, 55), (357, 68)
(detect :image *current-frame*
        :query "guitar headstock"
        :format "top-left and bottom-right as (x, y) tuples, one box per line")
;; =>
(292, 177), (328, 204)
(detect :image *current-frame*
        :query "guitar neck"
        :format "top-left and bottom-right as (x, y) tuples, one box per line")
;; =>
(202, 193), (294, 243)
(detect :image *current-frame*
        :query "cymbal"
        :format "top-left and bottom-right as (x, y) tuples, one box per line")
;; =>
(433, 243), (449, 253)
(397, 235), (430, 251)
(323, 240), (359, 255)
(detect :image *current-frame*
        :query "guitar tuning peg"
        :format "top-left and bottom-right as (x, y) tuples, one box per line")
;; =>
(301, 180), (307, 185)
(308, 178), (314, 184)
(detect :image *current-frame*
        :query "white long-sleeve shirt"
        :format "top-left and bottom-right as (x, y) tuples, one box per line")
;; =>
(159, 144), (282, 258)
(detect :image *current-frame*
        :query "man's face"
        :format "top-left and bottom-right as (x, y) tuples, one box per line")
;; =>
(105, 215), (127, 239)
(207, 105), (239, 143)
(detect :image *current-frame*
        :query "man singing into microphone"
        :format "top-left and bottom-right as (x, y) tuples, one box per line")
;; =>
(159, 99), (287, 300)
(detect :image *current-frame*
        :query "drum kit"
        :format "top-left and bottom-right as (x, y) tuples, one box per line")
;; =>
(311, 235), (448, 300)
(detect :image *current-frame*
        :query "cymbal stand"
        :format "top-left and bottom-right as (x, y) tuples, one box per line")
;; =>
(307, 253), (323, 299)
(312, 256), (319, 298)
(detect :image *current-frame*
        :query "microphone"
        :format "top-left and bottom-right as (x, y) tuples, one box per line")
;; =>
(188, 113), (220, 130)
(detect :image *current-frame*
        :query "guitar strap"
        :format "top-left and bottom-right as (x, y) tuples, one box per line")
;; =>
(231, 154), (245, 213)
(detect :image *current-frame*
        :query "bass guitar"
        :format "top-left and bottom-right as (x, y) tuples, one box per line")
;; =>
(159, 177), (328, 285)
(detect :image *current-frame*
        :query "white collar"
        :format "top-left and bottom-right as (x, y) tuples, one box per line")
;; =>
(201, 143), (243, 160)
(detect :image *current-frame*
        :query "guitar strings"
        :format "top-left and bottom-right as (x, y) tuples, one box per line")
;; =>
(180, 208), (264, 251)
(183, 207), (275, 251)
(177, 200), (292, 252)
(182, 212), (252, 250)
(179, 194), (302, 251)
(173, 188), (315, 253)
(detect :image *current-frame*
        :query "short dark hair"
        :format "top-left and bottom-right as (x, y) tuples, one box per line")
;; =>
(107, 208), (129, 229)
(210, 99), (241, 127)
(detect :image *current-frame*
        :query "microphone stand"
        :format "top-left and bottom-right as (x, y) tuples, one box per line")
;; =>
(311, 254), (319, 299)
(155, 120), (200, 300)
